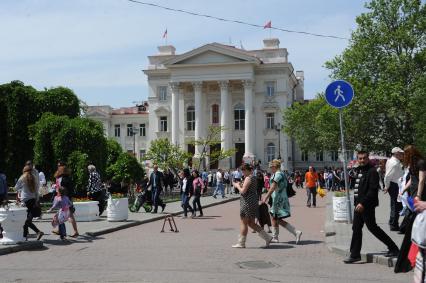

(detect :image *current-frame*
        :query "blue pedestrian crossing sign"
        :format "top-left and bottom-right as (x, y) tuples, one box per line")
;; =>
(325, 80), (354, 108)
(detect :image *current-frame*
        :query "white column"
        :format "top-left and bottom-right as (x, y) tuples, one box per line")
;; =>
(193, 81), (203, 155)
(219, 81), (229, 152)
(243, 80), (255, 160)
(170, 82), (180, 145)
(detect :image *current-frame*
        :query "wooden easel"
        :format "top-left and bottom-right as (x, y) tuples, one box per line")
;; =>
(161, 214), (179, 233)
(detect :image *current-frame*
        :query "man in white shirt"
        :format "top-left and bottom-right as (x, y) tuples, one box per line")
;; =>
(384, 147), (404, 231)
(213, 169), (225, 198)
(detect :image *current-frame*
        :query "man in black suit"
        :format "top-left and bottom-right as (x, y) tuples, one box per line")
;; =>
(344, 151), (399, 263)
(147, 165), (166, 213)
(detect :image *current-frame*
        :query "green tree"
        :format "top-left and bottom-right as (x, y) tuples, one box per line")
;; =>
(284, 0), (426, 154)
(106, 139), (123, 168)
(106, 153), (144, 184)
(67, 151), (90, 196)
(37, 87), (80, 118)
(144, 138), (191, 170)
(190, 126), (236, 170)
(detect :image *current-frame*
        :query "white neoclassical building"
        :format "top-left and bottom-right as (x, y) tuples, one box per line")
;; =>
(143, 38), (304, 170)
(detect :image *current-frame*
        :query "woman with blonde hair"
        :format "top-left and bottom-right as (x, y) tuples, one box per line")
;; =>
(262, 159), (302, 244)
(16, 165), (44, 241)
(232, 163), (272, 248)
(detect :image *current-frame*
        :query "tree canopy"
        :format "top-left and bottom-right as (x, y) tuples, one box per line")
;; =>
(284, 0), (426, 154)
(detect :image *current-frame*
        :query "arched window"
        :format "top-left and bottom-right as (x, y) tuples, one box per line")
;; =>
(212, 104), (219, 124)
(234, 103), (245, 130)
(267, 143), (275, 163)
(187, 106), (195, 131)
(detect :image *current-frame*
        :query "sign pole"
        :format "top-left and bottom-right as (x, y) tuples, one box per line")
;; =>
(339, 109), (353, 224)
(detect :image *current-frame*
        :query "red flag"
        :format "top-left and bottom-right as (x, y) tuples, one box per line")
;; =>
(263, 21), (272, 29)
(162, 29), (167, 38)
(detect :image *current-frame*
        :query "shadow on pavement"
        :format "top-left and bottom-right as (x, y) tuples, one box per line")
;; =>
(287, 240), (323, 245)
(263, 244), (294, 250)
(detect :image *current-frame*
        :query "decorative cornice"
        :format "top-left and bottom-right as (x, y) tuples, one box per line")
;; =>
(169, 82), (180, 92)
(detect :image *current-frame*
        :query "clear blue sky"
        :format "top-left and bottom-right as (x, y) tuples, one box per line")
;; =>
(0, 0), (368, 107)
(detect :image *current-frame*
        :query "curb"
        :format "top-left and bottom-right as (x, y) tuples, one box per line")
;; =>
(85, 196), (239, 237)
(0, 240), (44, 256)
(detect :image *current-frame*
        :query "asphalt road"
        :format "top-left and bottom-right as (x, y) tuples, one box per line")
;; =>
(0, 191), (412, 283)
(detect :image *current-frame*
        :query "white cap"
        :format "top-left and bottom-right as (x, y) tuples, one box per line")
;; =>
(391, 147), (404, 154)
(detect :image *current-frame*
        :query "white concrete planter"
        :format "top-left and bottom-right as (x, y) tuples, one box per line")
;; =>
(107, 198), (128, 222)
(333, 196), (348, 222)
(73, 201), (99, 222)
(0, 206), (27, 245)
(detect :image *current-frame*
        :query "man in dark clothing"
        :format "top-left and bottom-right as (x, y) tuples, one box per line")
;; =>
(344, 151), (400, 264)
(147, 165), (166, 213)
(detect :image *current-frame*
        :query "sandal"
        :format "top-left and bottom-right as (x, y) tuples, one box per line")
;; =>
(70, 233), (79, 238)
(36, 232), (44, 241)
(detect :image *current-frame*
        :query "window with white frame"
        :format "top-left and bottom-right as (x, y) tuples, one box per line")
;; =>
(234, 104), (245, 130)
(212, 104), (219, 124)
(267, 143), (275, 162)
(187, 106), (195, 131)
(127, 124), (133, 136)
(266, 113), (275, 129)
(160, 116), (167, 132)
(114, 124), (120, 137)
(158, 86), (167, 101)
(331, 150), (339, 161)
(266, 81), (275, 97)
(316, 151), (324, 161)
(301, 150), (308, 161)
(139, 124), (146, 137)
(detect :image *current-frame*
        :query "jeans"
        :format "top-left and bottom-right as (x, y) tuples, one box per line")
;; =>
(350, 207), (398, 258)
(213, 183), (225, 197)
(192, 194), (203, 216)
(58, 223), (66, 238)
(181, 193), (193, 216)
(388, 182), (402, 228)
(152, 188), (164, 212)
(306, 187), (317, 207)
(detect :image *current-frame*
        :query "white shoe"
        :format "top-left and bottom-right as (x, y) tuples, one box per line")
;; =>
(271, 237), (279, 243)
(232, 235), (246, 248)
(296, 231), (302, 245)
(258, 230), (273, 248)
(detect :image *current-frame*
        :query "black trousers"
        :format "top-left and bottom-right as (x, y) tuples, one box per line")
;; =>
(388, 182), (402, 228)
(23, 198), (40, 237)
(89, 190), (106, 215)
(350, 206), (398, 258)
(192, 194), (203, 216)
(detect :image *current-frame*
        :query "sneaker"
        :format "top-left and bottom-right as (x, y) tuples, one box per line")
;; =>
(343, 256), (361, 264)
(271, 237), (279, 243)
(212, 195), (217, 199)
(295, 231), (302, 245)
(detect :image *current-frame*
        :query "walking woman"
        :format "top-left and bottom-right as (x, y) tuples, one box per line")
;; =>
(192, 170), (204, 217)
(53, 162), (79, 237)
(262, 159), (302, 244)
(395, 145), (426, 273)
(181, 168), (194, 218)
(16, 165), (44, 241)
(232, 163), (272, 248)
(414, 199), (426, 283)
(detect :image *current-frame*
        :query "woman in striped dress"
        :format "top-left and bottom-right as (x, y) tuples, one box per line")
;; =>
(232, 163), (272, 248)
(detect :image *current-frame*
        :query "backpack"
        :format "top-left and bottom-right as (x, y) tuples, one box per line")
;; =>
(0, 174), (7, 196)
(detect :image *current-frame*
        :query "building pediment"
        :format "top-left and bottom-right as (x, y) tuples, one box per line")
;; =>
(86, 109), (111, 118)
(163, 43), (260, 67)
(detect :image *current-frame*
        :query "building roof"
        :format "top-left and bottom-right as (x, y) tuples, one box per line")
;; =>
(111, 104), (149, 115)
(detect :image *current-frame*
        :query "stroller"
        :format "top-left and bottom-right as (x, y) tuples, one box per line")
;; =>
(129, 187), (153, 213)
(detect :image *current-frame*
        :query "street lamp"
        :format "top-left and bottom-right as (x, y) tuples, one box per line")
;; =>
(275, 123), (283, 160)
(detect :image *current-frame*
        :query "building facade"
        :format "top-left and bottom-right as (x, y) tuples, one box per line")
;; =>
(85, 104), (149, 161)
(143, 38), (304, 170)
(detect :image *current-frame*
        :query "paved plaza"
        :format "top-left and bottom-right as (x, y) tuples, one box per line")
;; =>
(0, 190), (412, 283)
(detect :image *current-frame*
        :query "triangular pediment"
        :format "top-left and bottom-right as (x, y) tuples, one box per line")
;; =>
(86, 109), (110, 118)
(163, 43), (260, 66)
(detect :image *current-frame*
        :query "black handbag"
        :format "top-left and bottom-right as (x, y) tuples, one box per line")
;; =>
(287, 182), (296, 198)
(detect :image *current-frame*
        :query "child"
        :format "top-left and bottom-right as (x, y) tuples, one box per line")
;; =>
(47, 187), (71, 241)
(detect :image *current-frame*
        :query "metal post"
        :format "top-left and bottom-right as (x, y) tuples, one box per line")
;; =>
(276, 123), (282, 160)
(339, 109), (353, 223)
